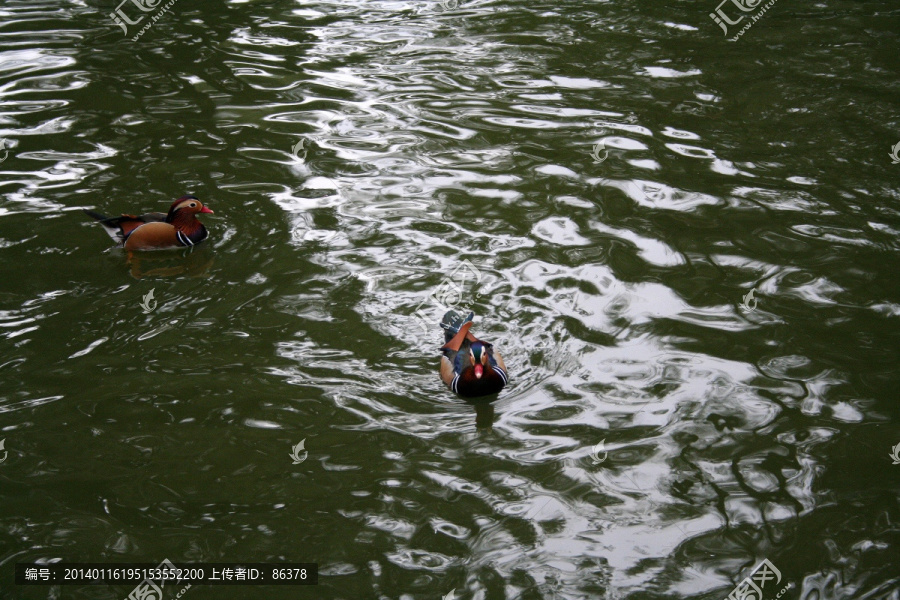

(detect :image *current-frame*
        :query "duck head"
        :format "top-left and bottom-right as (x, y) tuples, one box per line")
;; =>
(470, 342), (488, 379)
(166, 195), (214, 226)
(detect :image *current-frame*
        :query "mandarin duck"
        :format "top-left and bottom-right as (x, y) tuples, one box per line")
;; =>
(84, 195), (213, 251)
(439, 310), (508, 398)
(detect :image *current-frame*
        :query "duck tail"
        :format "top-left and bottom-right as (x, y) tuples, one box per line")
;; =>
(83, 209), (110, 222)
(84, 209), (125, 244)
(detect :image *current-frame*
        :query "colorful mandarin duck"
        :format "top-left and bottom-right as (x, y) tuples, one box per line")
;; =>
(84, 195), (214, 251)
(439, 310), (508, 398)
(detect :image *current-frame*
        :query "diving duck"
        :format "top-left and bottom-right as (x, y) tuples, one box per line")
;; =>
(439, 310), (508, 398)
(84, 195), (213, 251)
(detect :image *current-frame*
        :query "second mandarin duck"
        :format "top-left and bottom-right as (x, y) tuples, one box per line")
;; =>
(84, 195), (214, 251)
(439, 310), (508, 398)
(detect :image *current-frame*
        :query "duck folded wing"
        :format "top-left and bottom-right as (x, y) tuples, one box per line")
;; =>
(440, 321), (474, 353)
(123, 222), (181, 250)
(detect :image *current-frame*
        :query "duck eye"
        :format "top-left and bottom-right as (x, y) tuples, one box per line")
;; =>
(189, 203), (197, 207)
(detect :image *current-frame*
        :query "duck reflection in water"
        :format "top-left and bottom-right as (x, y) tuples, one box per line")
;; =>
(125, 245), (214, 279)
(467, 396), (497, 429)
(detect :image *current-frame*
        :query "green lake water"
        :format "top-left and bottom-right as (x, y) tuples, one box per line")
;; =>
(1, 0), (899, 598)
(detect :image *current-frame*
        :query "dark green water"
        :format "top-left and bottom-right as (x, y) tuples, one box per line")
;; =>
(1, 0), (899, 598)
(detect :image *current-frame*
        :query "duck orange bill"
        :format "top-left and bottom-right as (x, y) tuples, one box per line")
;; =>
(474, 364), (483, 379)
(200, 206), (214, 214)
